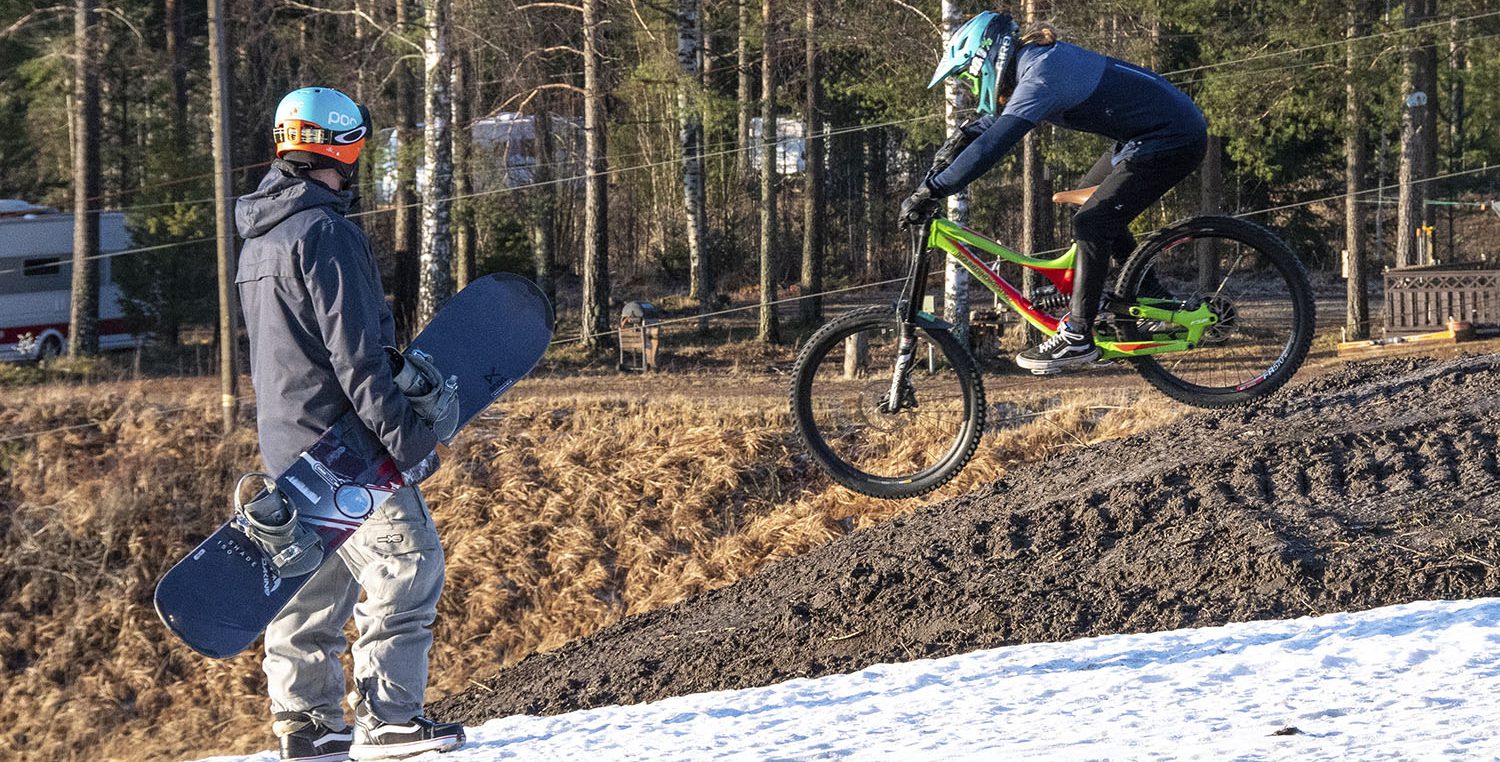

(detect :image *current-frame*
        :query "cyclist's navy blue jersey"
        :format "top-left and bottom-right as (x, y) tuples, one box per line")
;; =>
(927, 41), (1207, 197)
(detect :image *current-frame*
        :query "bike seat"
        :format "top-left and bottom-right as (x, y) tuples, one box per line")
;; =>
(1052, 185), (1099, 206)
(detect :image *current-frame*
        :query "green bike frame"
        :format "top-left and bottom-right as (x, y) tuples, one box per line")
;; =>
(923, 217), (1217, 359)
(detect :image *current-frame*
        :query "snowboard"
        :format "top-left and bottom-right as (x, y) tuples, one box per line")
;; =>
(155, 273), (554, 659)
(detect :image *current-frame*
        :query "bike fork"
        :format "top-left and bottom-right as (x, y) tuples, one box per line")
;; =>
(884, 226), (933, 412)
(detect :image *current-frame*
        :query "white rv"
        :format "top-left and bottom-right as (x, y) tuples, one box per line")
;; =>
(0, 201), (136, 361)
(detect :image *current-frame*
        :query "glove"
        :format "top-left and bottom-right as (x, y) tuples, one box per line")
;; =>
(386, 346), (460, 443)
(898, 184), (940, 229)
(401, 449), (441, 485)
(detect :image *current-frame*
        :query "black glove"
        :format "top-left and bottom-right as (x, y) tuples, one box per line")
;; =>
(899, 184), (940, 229)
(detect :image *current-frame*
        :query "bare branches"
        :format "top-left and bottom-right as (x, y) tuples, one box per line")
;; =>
(884, 0), (938, 35)
(0, 5), (70, 41)
(279, 0), (425, 53)
(513, 2), (585, 11)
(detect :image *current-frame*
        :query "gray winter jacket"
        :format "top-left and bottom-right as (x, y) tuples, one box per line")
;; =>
(235, 162), (436, 475)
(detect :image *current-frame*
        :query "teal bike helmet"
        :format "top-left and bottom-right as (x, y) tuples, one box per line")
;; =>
(928, 11), (1021, 115)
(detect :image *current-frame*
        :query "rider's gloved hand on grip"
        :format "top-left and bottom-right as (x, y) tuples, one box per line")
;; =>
(898, 184), (939, 229)
(385, 346), (460, 443)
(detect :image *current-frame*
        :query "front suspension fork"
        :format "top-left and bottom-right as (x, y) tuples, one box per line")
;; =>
(884, 225), (933, 412)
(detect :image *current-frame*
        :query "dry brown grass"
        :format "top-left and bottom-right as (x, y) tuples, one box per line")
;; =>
(0, 376), (1180, 761)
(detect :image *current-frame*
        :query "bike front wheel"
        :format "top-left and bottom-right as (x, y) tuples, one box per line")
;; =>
(790, 305), (986, 499)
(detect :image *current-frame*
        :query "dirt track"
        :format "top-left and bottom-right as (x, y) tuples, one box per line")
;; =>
(435, 354), (1500, 724)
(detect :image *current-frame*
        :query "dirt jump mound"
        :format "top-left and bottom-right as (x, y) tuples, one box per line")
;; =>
(435, 355), (1500, 725)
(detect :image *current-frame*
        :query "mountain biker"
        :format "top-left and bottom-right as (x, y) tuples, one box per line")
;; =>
(901, 11), (1208, 373)
(234, 86), (465, 761)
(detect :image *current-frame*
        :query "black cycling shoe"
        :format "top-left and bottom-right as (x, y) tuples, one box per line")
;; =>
(1016, 321), (1101, 374)
(273, 711), (353, 762)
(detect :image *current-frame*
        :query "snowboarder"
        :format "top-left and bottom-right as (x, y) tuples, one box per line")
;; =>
(233, 86), (465, 761)
(903, 12), (1209, 373)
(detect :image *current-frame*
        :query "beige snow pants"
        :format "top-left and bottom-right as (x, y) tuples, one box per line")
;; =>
(262, 484), (444, 729)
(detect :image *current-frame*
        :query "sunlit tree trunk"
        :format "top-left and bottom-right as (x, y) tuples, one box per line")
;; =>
(581, 0), (612, 349)
(1395, 0), (1435, 269)
(209, 0), (238, 429)
(940, 0), (969, 341)
(736, 0), (753, 180)
(757, 0), (779, 343)
(678, 0), (710, 330)
(451, 50), (476, 290)
(1198, 134), (1223, 289)
(530, 107), (557, 304)
(69, 0), (100, 357)
(417, 0), (454, 326)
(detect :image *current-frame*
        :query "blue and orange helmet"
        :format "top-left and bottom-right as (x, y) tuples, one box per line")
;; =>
(273, 87), (370, 168)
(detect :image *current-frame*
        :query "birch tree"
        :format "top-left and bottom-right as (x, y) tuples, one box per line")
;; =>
(678, 0), (711, 329)
(417, 0), (454, 326)
(452, 49), (476, 290)
(940, 0), (969, 341)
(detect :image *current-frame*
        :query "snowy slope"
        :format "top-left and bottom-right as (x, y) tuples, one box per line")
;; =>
(196, 598), (1500, 761)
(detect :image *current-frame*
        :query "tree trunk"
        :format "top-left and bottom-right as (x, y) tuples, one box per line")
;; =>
(1395, 0), (1434, 269)
(757, 0), (779, 343)
(1446, 10), (1465, 260)
(530, 108), (557, 304)
(164, 0), (188, 143)
(393, 0), (422, 333)
(69, 0), (100, 358)
(736, 0), (753, 180)
(1018, 0), (1048, 336)
(863, 128), (886, 276)
(1197, 134), (1223, 289)
(417, 0), (454, 327)
(678, 0), (710, 330)
(581, 0), (612, 349)
(1417, 0), (1438, 231)
(799, 0), (823, 326)
(451, 50), (476, 290)
(940, 0), (968, 341)
(1345, 0), (1371, 340)
(208, 0), (239, 429)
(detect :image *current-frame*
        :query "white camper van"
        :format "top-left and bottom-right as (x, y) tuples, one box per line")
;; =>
(0, 202), (136, 361)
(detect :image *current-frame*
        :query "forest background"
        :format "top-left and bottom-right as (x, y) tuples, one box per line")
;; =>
(1, 0), (1498, 357)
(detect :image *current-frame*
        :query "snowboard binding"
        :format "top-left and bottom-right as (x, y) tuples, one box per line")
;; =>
(233, 473), (325, 578)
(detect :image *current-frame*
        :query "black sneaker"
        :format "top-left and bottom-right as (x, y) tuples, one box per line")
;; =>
(350, 715), (465, 760)
(273, 712), (353, 762)
(1016, 321), (1100, 373)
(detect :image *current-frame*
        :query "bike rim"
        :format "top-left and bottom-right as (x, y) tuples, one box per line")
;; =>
(1127, 232), (1306, 393)
(799, 318), (974, 484)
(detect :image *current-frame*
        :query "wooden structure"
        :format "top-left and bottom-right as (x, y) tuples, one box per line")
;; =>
(1384, 262), (1500, 335)
(617, 301), (662, 371)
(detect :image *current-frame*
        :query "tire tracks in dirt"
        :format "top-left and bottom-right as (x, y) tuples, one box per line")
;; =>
(435, 355), (1500, 723)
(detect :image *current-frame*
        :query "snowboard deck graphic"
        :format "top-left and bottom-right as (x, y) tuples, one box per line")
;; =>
(154, 273), (554, 659)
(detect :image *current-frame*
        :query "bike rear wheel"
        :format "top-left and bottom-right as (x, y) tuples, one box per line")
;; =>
(789, 305), (986, 499)
(1115, 215), (1315, 408)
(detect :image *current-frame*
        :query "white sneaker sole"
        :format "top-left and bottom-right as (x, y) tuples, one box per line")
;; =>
(348, 734), (464, 761)
(1015, 348), (1101, 374)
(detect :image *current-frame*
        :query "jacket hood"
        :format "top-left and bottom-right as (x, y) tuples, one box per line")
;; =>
(235, 160), (354, 239)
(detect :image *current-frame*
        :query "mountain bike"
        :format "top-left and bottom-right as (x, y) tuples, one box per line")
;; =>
(789, 191), (1315, 499)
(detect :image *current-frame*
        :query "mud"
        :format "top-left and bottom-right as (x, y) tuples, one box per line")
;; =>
(435, 355), (1500, 724)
